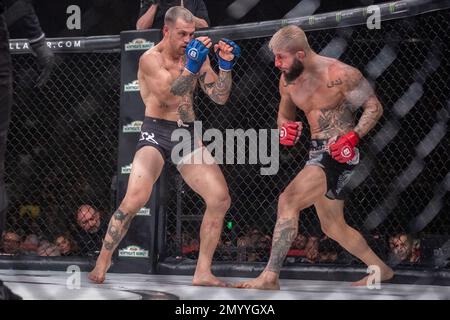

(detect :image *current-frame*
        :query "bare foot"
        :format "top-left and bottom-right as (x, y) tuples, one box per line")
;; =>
(233, 273), (280, 290)
(192, 273), (229, 287)
(351, 267), (394, 287)
(88, 260), (111, 284)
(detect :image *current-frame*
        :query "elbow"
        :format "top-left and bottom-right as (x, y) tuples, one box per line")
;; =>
(376, 103), (383, 121)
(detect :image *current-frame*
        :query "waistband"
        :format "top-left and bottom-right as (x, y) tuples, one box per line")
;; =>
(310, 139), (330, 151)
(144, 116), (195, 128)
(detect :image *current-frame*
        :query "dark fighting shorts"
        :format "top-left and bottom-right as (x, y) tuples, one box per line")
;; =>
(136, 117), (203, 166)
(305, 139), (359, 200)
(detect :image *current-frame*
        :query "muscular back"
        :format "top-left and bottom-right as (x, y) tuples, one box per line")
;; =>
(283, 57), (375, 140)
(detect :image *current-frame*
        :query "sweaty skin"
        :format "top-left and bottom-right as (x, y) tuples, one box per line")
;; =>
(281, 56), (382, 141)
(88, 16), (236, 286)
(234, 51), (391, 290)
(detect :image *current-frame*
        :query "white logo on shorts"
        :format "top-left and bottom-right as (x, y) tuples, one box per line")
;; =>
(139, 131), (159, 145)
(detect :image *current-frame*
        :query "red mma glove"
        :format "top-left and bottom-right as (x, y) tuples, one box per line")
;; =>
(280, 122), (302, 146)
(329, 131), (360, 163)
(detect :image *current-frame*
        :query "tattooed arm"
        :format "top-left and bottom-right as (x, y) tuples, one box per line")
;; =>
(139, 51), (181, 108)
(170, 69), (197, 122)
(277, 74), (298, 128)
(197, 57), (232, 105)
(343, 66), (383, 138)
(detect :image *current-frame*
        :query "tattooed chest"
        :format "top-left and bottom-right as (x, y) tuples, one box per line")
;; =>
(309, 101), (355, 138)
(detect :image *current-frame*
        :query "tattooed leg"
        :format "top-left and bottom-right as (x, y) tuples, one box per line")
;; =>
(102, 209), (134, 251)
(88, 209), (135, 284)
(267, 218), (298, 273)
(233, 217), (298, 290)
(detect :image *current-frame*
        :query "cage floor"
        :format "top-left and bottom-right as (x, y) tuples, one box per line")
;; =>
(1, 269), (449, 300)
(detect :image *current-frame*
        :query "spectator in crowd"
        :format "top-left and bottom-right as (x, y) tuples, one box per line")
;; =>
(236, 234), (249, 262)
(219, 238), (234, 261)
(287, 233), (307, 258)
(74, 204), (107, 255)
(76, 204), (103, 233)
(136, 0), (209, 30)
(183, 238), (199, 259)
(55, 233), (79, 256)
(255, 233), (271, 262)
(245, 228), (262, 262)
(318, 237), (340, 263)
(389, 233), (420, 264)
(235, 228), (271, 262)
(178, 230), (201, 259)
(37, 240), (60, 257)
(19, 233), (39, 255)
(1, 231), (21, 255)
(304, 236), (320, 263)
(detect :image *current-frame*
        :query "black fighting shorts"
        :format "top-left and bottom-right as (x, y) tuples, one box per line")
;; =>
(136, 117), (203, 166)
(305, 139), (359, 200)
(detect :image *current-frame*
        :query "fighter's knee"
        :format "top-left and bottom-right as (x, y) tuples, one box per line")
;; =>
(278, 190), (302, 214)
(121, 191), (150, 214)
(206, 192), (231, 213)
(320, 221), (342, 240)
(202, 216), (223, 230)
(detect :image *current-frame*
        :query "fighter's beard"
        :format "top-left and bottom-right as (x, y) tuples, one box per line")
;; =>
(283, 59), (304, 84)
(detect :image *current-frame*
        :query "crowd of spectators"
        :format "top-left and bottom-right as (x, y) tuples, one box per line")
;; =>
(165, 227), (434, 267)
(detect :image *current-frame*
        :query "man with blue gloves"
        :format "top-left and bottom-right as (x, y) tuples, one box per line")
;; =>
(89, 6), (240, 288)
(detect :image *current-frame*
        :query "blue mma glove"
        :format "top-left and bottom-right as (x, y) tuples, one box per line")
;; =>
(185, 39), (210, 74)
(216, 38), (241, 71)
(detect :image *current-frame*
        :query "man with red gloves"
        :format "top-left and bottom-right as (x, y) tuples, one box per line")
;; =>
(235, 25), (393, 290)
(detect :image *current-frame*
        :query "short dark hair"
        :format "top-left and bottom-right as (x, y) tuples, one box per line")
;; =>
(164, 6), (194, 26)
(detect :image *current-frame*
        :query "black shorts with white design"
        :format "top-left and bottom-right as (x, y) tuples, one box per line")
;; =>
(136, 117), (203, 166)
(305, 139), (359, 200)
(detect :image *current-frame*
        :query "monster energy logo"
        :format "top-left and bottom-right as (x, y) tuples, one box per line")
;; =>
(125, 38), (154, 51)
(121, 164), (132, 174)
(118, 245), (149, 257)
(123, 121), (143, 133)
(308, 16), (315, 25)
(336, 12), (342, 23)
(124, 80), (140, 92)
(389, 3), (396, 13)
(137, 208), (151, 216)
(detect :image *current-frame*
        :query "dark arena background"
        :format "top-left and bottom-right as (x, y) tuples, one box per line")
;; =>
(0, 0), (449, 302)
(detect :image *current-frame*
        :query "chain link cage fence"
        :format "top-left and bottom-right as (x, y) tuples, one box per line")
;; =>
(162, 8), (450, 270)
(1, 4), (449, 272)
(3, 51), (120, 257)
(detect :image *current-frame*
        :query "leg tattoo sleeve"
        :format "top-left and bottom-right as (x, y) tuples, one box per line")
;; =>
(103, 209), (134, 251)
(267, 217), (298, 273)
